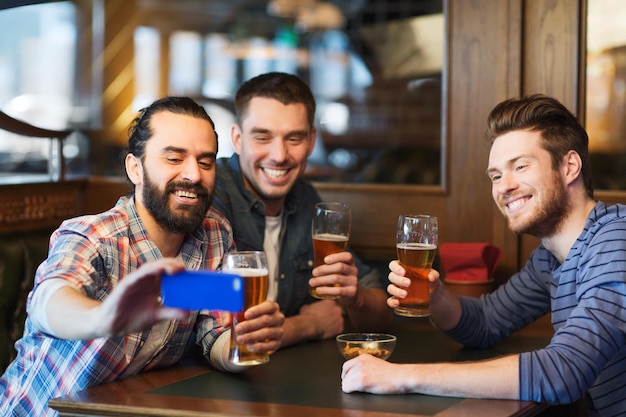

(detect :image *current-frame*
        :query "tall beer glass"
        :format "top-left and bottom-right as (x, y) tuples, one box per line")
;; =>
(310, 202), (351, 300)
(223, 251), (270, 366)
(395, 214), (438, 317)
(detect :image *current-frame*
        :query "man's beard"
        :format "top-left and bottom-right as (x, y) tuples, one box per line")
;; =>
(508, 171), (569, 238)
(142, 171), (212, 235)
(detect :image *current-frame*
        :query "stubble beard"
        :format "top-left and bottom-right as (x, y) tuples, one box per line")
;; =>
(507, 171), (570, 238)
(246, 167), (291, 207)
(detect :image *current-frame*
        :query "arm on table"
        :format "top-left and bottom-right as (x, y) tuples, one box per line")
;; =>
(341, 352), (519, 399)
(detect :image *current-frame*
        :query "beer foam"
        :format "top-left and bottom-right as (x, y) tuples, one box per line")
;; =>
(396, 243), (437, 250)
(224, 268), (269, 277)
(313, 233), (349, 241)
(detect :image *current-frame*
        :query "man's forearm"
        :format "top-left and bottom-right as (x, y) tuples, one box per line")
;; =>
(342, 352), (520, 399)
(280, 315), (321, 347)
(428, 284), (463, 331)
(208, 331), (248, 373)
(46, 286), (102, 339)
(406, 354), (520, 398)
(344, 288), (393, 331)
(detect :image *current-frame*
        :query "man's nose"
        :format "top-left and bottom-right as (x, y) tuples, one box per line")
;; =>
(496, 171), (517, 194)
(181, 159), (201, 182)
(268, 139), (288, 162)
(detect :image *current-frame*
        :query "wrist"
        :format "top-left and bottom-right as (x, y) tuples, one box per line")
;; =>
(283, 314), (320, 346)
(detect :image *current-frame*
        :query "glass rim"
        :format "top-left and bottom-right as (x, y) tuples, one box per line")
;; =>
(336, 333), (397, 342)
(226, 250), (266, 255)
(316, 202), (350, 211)
(398, 214), (437, 219)
(224, 250), (268, 263)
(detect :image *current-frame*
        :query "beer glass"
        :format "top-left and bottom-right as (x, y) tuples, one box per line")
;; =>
(310, 202), (351, 299)
(395, 214), (438, 317)
(223, 251), (270, 366)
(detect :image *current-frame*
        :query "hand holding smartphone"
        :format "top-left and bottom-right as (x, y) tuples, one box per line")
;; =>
(160, 270), (243, 312)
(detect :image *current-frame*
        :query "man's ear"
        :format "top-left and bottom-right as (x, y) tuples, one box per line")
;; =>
(563, 150), (583, 186)
(125, 153), (143, 185)
(307, 127), (317, 157)
(231, 124), (242, 155)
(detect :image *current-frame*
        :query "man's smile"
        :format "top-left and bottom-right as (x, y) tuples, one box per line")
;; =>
(504, 195), (531, 214)
(263, 167), (288, 179)
(173, 189), (198, 200)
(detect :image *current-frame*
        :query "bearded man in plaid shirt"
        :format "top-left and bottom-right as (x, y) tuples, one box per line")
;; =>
(0, 96), (284, 416)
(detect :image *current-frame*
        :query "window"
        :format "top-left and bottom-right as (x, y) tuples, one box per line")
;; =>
(0, 1), (88, 181)
(586, 0), (626, 190)
(134, 0), (445, 185)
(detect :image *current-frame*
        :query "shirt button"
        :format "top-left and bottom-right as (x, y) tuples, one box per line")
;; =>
(308, 260), (313, 267)
(280, 273), (285, 280)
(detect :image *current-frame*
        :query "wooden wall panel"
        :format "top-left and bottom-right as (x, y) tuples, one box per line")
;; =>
(523, 0), (581, 108)
(446, 0), (523, 283)
(82, 177), (130, 215)
(0, 182), (87, 234)
(85, 0), (141, 176)
(101, 0), (139, 146)
(519, 0), (582, 265)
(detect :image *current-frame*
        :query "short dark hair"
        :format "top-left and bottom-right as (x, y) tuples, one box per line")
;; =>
(485, 94), (593, 198)
(234, 72), (316, 128)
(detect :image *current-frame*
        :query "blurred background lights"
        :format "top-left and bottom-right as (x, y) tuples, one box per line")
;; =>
(320, 102), (349, 135)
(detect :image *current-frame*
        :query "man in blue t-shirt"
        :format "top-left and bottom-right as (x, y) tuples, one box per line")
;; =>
(341, 94), (626, 416)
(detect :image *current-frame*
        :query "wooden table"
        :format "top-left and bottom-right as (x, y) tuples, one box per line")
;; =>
(49, 321), (551, 417)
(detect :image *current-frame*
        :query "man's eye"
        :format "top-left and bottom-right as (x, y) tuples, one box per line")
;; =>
(199, 161), (213, 169)
(167, 157), (182, 163)
(515, 164), (527, 171)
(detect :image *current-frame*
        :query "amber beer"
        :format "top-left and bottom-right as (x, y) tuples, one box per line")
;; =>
(313, 233), (349, 266)
(228, 267), (269, 366)
(310, 202), (351, 300)
(224, 250), (270, 366)
(396, 242), (437, 317)
(309, 233), (349, 298)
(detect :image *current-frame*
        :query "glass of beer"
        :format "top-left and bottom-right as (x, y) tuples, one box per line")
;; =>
(223, 251), (270, 366)
(395, 214), (438, 317)
(310, 202), (351, 299)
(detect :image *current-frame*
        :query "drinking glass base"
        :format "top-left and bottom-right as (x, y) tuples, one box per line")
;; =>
(229, 356), (270, 366)
(393, 307), (431, 318)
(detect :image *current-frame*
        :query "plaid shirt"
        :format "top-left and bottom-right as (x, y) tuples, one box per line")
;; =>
(0, 196), (234, 416)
